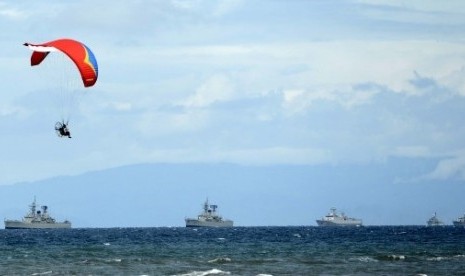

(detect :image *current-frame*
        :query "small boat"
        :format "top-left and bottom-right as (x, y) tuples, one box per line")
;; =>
(4, 197), (71, 229)
(185, 199), (233, 228)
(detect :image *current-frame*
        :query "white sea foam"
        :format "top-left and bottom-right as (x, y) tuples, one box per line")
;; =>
(428, 254), (465, 261)
(173, 268), (231, 276)
(208, 257), (231, 263)
(427, 256), (447, 261)
(293, 233), (301, 238)
(256, 274), (273, 276)
(31, 271), (53, 276)
(387, 255), (405, 260)
(103, 242), (111, 246)
(351, 256), (378, 263)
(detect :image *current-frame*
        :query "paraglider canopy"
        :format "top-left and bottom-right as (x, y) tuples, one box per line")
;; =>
(24, 38), (98, 87)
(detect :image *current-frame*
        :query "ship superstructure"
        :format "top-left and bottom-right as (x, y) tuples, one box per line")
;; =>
(185, 199), (233, 228)
(316, 207), (362, 227)
(4, 198), (71, 229)
(453, 213), (465, 227)
(427, 212), (444, 227)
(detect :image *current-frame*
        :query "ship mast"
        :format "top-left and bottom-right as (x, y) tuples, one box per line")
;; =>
(29, 196), (37, 217)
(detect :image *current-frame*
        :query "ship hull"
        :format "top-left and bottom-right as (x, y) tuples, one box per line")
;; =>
(453, 221), (465, 227)
(427, 223), (444, 227)
(185, 219), (233, 228)
(5, 220), (71, 229)
(316, 220), (362, 227)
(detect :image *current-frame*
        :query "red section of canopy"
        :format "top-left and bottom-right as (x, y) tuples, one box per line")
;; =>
(24, 38), (98, 87)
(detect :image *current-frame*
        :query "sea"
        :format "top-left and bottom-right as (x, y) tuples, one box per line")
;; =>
(0, 226), (464, 275)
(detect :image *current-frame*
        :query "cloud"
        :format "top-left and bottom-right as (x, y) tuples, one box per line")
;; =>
(354, 0), (465, 25)
(409, 71), (438, 90)
(3, 0), (465, 184)
(442, 66), (465, 96)
(170, 0), (244, 17)
(212, 0), (244, 17)
(355, 0), (465, 14)
(282, 82), (383, 115)
(214, 147), (332, 165)
(0, 2), (28, 20)
(392, 146), (431, 158)
(421, 153), (465, 180)
(182, 74), (235, 107)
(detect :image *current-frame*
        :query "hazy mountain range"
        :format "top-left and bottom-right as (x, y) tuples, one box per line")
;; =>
(0, 158), (463, 228)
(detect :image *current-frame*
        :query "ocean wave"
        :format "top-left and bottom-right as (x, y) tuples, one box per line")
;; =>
(427, 254), (465, 261)
(172, 268), (231, 276)
(376, 254), (406, 261)
(208, 257), (232, 263)
(350, 256), (378, 263)
(427, 256), (447, 261)
(31, 271), (53, 276)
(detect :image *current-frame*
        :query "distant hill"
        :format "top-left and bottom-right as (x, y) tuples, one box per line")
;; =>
(0, 159), (463, 228)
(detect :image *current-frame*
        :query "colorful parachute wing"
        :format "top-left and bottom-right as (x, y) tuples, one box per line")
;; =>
(24, 39), (98, 87)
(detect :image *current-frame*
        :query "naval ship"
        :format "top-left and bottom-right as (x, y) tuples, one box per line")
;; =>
(426, 212), (444, 227)
(316, 207), (362, 227)
(4, 198), (71, 229)
(185, 199), (233, 228)
(453, 213), (465, 227)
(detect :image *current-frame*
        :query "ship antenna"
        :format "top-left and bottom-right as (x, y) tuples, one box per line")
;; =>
(204, 198), (209, 212)
(30, 196), (37, 215)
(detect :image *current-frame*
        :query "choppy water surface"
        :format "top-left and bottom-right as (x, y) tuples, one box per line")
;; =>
(0, 226), (464, 275)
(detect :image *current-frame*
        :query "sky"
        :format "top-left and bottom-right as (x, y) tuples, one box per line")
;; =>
(1, 0), (465, 188)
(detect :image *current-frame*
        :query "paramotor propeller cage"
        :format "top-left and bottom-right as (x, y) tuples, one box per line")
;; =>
(54, 121), (68, 137)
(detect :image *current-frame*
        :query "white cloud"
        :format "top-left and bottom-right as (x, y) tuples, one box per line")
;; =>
(170, 0), (200, 10)
(441, 66), (465, 96)
(135, 109), (210, 137)
(282, 83), (381, 115)
(0, 2), (28, 20)
(2, 0), (465, 184)
(423, 154), (465, 180)
(106, 102), (132, 112)
(183, 74), (235, 107)
(355, 0), (465, 14)
(212, 0), (244, 17)
(393, 146), (431, 158)
(214, 147), (333, 165)
(0, 104), (29, 118)
(282, 88), (333, 115)
(354, 0), (465, 25)
(170, 0), (244, 17)
(128, 146), (333, 166)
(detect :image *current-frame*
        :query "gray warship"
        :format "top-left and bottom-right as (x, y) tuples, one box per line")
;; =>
(316, 207), (362, 227)
(185, 199), (233, 228)
(453, 213), (465, 227)
(426, 212), (444, 227)
(4, 198), (71, 229)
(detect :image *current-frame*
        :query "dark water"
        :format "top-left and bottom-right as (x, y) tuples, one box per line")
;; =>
(0, 226), (464, 275)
